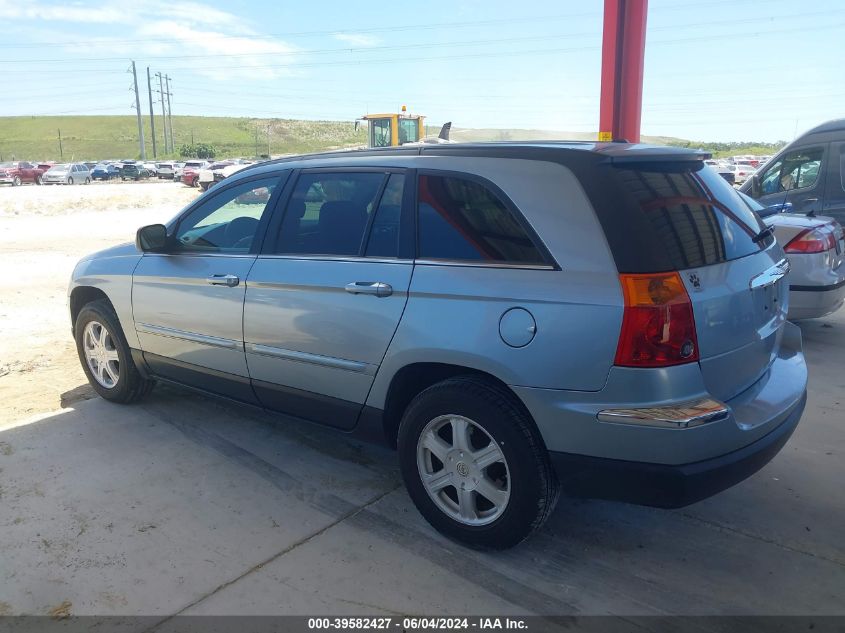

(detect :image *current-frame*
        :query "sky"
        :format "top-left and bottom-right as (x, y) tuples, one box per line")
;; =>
(0, 0), (843, 142)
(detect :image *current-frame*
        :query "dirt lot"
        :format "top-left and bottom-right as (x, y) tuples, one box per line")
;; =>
(0, 182), (198, 420)
(0, 181), (844, 620)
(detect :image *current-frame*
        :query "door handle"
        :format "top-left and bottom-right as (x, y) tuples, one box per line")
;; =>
(206, 274), (240, 287)
(803, 198), (819, 205)
(345, 281), (393, 297)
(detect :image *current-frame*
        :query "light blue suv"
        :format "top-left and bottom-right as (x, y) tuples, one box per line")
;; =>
(69, 143), (808, 548)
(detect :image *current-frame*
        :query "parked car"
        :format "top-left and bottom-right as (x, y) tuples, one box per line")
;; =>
(729, 163), (756, 185)
(156, 162), (176, 179)
(0, 161), (52, 186)
(69, 142), (807, 549)
(197, 160), (235, 191)
(739, 192), (845, 320)
(705, 160), (735, 185)
(91, 163), (121, 181)
(142, 162), (158, 176)
(83, 161), (98, 171)
(120, 163), (151, 181)
(171, 162), (187, 181)
(42, 163), (91, 185)
(741, 119), (845, 228)
(180, 160), (209, 187)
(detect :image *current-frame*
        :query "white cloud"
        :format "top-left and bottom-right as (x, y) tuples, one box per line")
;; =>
(0, 0), (299, 82)
(136, 21), (299, 80)
(0, 2), (129, 23)
(332, 32), (380, 47)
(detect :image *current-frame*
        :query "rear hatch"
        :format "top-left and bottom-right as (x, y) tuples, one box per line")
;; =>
(596, 158), (787, 402)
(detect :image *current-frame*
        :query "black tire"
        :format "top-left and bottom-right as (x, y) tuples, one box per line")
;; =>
(68, 177), (74, 185)
(12, 176), (21, 186)
(397, 376), (558, 549)
(85, 177), (91, 185)
(36, 175), (42, 185)
(74, 299), (155, 404)
(191, 177), (199, 187)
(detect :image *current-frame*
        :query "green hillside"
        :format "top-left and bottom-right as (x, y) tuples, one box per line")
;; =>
(0, 115), (369, 161)
(0, 115), (784, 161)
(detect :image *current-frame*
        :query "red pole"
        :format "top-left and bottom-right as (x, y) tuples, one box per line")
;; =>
(598, 0), (648, 143)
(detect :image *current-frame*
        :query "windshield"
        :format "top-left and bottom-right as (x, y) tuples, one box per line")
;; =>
(48, 164), (68, 171)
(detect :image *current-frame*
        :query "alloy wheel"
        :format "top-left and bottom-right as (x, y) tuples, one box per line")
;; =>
(416, 414), (510, 526)
(82, 321), (120, 388)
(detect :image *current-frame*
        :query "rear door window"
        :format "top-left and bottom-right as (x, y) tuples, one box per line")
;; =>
(417, 173), (547, 264)
(605, 162), (769, 271)
(272, 171), (387, 256)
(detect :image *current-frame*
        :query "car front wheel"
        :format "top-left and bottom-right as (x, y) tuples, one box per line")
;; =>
(398, 376), (558, 549)
(67, 177), (74, 185)
(75, 299), (155, 403)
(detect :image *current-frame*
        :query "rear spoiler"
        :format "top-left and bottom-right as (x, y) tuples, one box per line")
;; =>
(599, 147), (711, 164)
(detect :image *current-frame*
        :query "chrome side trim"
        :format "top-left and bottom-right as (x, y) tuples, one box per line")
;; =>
(414, 258), (555, 270)
(750, 258), (790, 290)
(136, 323), (243, 350)
(597, 398), (730, 429)
(256, 255), (413, 265)
(245, 343), (375, 374)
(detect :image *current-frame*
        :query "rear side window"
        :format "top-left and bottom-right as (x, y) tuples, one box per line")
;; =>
(604, 162), (768, 271)
(417, 174), (546, 264)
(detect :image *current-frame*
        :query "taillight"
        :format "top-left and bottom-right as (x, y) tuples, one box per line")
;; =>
(783, 226), (837, 254)
(615, 272), (699, 368)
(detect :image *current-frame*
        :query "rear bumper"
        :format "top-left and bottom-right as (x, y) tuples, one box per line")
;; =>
(788, 279), (845, 320)
(548, 391), (805, 508)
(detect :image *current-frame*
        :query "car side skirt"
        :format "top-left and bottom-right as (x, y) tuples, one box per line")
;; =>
(132, 349), (390, 444)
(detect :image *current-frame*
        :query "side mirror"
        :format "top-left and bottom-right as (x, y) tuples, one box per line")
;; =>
(136, 224), (169, 252)
(751, 174), (761, 198)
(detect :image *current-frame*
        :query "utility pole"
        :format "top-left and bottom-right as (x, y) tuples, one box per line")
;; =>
(267, 123), (271, 158)
(165, 75), (174, 152)
(147, 67), (157, 158)
(254, 125), (259, 158)
(129, 61), (146, 160)
(156, 72), (168, 153)
(58, 128), (63, 159)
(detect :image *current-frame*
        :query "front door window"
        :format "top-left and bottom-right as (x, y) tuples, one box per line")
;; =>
(174, 177), (280, 253)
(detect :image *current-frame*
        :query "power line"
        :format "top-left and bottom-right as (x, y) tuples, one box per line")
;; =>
(0, 0), (800, 51)
(7, 9), (843, 65)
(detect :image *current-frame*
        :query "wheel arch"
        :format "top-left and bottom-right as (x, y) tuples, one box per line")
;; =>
(69, 286), (115, 336)
(378, 362), (533, 448)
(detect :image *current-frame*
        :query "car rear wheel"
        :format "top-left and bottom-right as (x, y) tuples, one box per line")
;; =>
(75, 299), (155, 404)
(35, 175), (43, 185)
(12, 176), (21, 186)
(67, 177), (74, 185)
(85, 177), (91, 185)
(397, 376), (558, 549)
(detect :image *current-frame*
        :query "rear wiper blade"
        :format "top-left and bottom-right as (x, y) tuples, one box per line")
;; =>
(752, 225), (775, 243)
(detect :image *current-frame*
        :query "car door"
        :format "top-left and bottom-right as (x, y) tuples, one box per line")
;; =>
(18, 162), (34, 183)
(132, 174), (287, 402)
(822, 141), (845, 227)
(755, 145), (827, 215)
(244, 168), (413, 429)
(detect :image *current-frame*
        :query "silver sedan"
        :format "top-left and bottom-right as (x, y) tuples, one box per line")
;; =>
(741, 192), (845, 319)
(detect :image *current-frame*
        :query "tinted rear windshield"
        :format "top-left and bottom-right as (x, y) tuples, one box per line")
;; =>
(594, 161), (769, 273)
